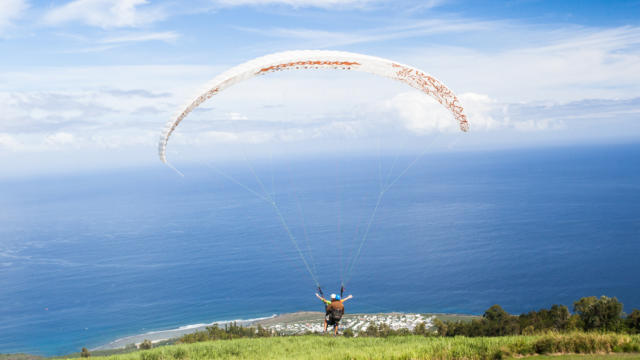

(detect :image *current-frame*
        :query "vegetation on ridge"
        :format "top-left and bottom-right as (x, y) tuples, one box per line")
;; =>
(51, 294), (640, 360)
(433, 295), (640, 338)
(59, 333), (640, 360)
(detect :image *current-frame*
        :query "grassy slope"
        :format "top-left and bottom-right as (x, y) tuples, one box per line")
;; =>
(58, 334), (640, 360)
(0, 355), (44, 360)
(519, 355), (640, 359)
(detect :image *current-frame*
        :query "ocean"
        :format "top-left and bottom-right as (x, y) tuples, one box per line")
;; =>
(1, 143), (639, 355)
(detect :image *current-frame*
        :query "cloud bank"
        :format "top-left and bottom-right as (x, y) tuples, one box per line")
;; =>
(1, 0), (639, 176)
(0, 0), (28, 36)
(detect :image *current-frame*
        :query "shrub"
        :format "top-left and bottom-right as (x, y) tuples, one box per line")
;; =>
(521, 325), (535, 335)
(172, 347), (187, 360)
(362, 323), (379, 337)
(534, 337), (555, 354)
(139, 339), (153, 350)
(177, 322), (275, 344)
(80, 347), (90, 358)
(255, 324), (272, 338)
(432, 318), (447, 337)
(377, 323), (392, 337)
(342, 328), (354, 337)
(614, 342), (640, 353)
(139, 351), (161, 360)
(508, 336), (535, 355)
(571, 333), (594, 353)
(413, 322), (428, 336)
(491, 347), (511, 360)
(626, 309), (640, 333)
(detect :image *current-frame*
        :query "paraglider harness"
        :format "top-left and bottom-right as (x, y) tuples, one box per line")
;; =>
(319, 286), (345, 325)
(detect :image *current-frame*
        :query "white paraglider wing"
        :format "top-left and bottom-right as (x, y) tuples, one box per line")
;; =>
(158, 50), (469, 164)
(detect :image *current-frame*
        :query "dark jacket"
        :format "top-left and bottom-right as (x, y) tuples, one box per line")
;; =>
(326, 299), (345, 319)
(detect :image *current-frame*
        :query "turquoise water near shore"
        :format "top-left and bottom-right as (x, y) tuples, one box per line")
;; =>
(1, 143), (639, 355)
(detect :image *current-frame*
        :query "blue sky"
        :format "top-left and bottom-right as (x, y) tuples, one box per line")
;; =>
(1, 0), (639, 176)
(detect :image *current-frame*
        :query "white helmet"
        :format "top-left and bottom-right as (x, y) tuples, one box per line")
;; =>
(330, 293), (336, 300)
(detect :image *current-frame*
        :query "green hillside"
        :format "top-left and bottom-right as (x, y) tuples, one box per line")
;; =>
(526, 355), (640, 359)
(58, 333), (640, 360)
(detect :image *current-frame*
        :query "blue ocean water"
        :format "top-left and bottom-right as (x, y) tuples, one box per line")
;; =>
(1, 144), (639, 355)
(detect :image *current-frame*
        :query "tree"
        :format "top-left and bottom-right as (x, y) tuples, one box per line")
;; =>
(573, 296), (597, 329)
(626, 309), (640, 333)
(518, 304), (571, 333)
(548, 304), (571, 330)
(413, 322), (428, 336)
(566, 314), (581, 331)
(483, 305), (519, 336)
(80, 347), (90, 358)
(255, 324), (271, 337)
(376, 323), (392, 337)
(432, 318), (448, 337)
(363, 323), (379, 337)
(466, 319), (487, 337)
(139, 339), (153, 350)
(573, 296), (623, 331)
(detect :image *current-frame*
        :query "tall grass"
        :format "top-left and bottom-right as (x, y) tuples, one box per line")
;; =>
(61, 333), (640, 360)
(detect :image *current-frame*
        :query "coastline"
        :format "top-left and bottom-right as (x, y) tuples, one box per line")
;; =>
(92, 315), (277, 351)
(94, 312), (479, 351)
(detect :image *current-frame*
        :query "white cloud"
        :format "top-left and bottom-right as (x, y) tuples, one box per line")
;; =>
(101, 31), (180, 44)
(236, 19), (492, 48)
(89, 130), (156, 149)
(512, 118), (565, 132)
(382, 92), (459, 134)
(197, 130), (239, 143)
(45, 132), (76, 146)
(403, 26), (640, 103)
(0, 0), (28, 36)
(44, 0), (166, 28)
(0, 65), (215, 153)
(59, 44), (121, 54)
(0, 59), (636, 159)
(457, 93), (502, 131)
(212, 0), (380, 8)
(226, 112), (249, 121)
(380, 91), (564, 135)
(4, 1), (639, 174)
(0, 133), (23, 151)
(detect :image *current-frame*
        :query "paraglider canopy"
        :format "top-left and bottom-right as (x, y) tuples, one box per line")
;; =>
(158, 50), (468, 165)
